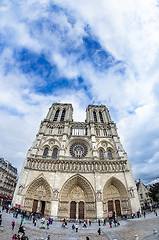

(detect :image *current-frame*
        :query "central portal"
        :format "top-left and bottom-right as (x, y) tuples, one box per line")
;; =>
(70, 201), (84, 219)
(58, 174), (96, 219)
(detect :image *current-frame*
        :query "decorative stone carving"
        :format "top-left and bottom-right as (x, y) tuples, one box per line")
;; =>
(18, 184), (25, 195)
(24, 198), (32, 207)
(49, 140), (55, 145)
(53, 189), (59, 200)
(96, 190), (102, 201)
(128, 187), (135, 198)
(26, 158), (128, 173)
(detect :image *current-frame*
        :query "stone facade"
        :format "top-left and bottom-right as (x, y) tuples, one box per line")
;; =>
(0, 158), (18, 199)
(12, 103), (140, 219)
(136, 179), (152, 208)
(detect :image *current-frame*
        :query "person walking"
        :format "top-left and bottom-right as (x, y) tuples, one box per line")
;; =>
(45, 234), (50, 240)
(12, 220), (15, 230)
(97, 227), (101, 235)
(20, 217), (24, 226)
(83, 221), (87, 228)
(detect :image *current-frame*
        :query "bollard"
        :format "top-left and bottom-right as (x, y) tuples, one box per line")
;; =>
(153, 228), (157, 234)
(134, 235), (139, 240)
(0, 225), (3, 232)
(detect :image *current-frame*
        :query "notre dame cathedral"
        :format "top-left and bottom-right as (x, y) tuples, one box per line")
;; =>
(12, 103), (140, 219)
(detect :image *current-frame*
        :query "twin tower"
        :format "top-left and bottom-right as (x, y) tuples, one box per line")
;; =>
(12, 103), (140, 219)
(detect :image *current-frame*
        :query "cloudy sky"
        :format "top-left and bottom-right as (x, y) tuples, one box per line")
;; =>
(0, 0), (159, 184)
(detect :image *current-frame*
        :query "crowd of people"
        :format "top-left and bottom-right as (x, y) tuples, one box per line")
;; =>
(0, 204), (158, 240)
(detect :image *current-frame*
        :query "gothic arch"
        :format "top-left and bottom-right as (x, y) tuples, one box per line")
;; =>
(42, 138), (61, 149)
(58, 174), (96, 219)
(66, 138), (91, 152)
(103, 177), (130, 216)
(103, 177), (127, 199)
(24, 175), (52, 215)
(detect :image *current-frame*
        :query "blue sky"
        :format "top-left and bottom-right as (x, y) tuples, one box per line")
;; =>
(0, 0), (159, 184)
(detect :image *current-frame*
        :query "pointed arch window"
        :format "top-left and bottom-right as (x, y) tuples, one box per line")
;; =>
(107, 149), (113, 159)
(43, 147), (49, 156)
(60, 109), (66, 121)
(99, 111), (104, 123)
(53, 109), (59, 121)
(99, 149), (104, 160)
(93, 111), (97, 122)
(52, 147), (58, 159)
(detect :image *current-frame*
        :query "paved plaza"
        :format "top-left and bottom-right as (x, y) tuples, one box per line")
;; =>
(0, 209), (159, 240)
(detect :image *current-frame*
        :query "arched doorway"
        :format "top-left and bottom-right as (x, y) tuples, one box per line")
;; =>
(103, 177), (130, 217)
(70, 201), (76, 219)
(24, 176), (52, 216)
(58, 174), (96, 219)
(78, 201), (84, 219)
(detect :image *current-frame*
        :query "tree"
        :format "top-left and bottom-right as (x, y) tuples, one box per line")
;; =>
(149, 183), (159, 202)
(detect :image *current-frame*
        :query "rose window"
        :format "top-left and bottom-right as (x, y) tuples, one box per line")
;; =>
(70, 142), (88, 159)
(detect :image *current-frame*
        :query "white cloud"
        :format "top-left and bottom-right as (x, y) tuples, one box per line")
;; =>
(0, 0), (159, 183)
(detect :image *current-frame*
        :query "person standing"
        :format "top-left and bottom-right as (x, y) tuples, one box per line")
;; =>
(47, 221), (49, 230)
(143, 211), (146, 218)
(98, 219), (100, 226)
(75, 223), (78, 233)
(0, 211), (2, 226)
(72, 224), (75, 232)
(12, 220), (15, 230)
(34, 219), (37, 226)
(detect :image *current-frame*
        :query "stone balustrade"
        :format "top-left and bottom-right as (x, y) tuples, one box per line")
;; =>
(25, 158), (128, 173)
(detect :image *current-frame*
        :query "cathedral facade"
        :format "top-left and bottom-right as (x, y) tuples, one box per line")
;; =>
(12, 103), (140, 219)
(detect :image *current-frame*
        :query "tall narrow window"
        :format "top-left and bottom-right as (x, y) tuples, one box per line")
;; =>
(43, 147), (49, 156)
(52, 148), (58, 159)
(93, 111), (97, 122)
(99, 111), (104, 123)
(60, 109), (66, 121)
(103, 129), (107, 136)
(107, 149), (113, 159)
(99, 149), (104, 160)
(53, 109), (59, 121)
(96, 129), (100, 136)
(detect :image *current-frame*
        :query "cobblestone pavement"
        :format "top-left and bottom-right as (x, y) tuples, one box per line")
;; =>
(0, 209), (159, 240)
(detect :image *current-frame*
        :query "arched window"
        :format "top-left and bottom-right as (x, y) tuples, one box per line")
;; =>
(52, 148), (58, 159)
(99, 149), (104, 160)
(93, 111), (97, 122)
(43, 147), (49, 156)
(53, 109), (59, 121)
(99, 111), (104, 123)
(107, 149), (113, 159)
(60, 109), (66, 121)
